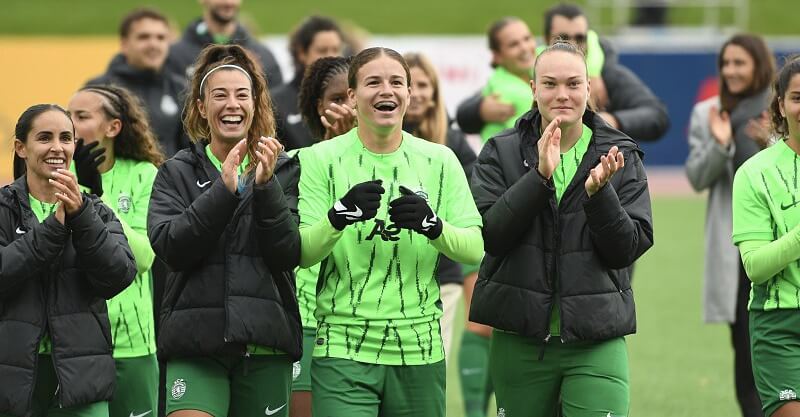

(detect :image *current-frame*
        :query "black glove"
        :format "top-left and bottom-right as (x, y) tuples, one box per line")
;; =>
(328, 180), (385, 230)
(388, 185), (443, 239)
(73, 138), (106, 197)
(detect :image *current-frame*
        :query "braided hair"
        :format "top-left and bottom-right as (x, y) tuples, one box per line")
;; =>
(298, 56), (351, 139)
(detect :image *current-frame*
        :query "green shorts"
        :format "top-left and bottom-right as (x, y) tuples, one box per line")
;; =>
(312, 357), (445, 417)
(750, 309), (800, 417)
(166, 354), (292, 417)
(109, 355), (158, 417)
(0, 355), (108, 417)
(489, 330), (629, 417)
(291, 327), (316, 392)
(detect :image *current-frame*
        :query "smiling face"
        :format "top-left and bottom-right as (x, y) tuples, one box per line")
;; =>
(780, 73), (800, 142)
(492, 20), (537, 78)
(15, 110), (75, 181)
(721, 43), (756, 95)
(198, 69), (254, 143)
(300, 30), (343, 67)
(121, 17), (169, 72)
(317, 72), (352, 118)
(406, 65), (436, 121)
(533, 50), (589, 127)
(349, 54), (411, 133)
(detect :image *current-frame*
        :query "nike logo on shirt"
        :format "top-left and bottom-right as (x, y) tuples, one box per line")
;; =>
(781, 199), (800, 210)
(334, 201), (363, 220)
(15, 227), (26, 235)
(196, 180), (211, 188)
(265, 404), (286, 415)
(129, 411), (152, 417)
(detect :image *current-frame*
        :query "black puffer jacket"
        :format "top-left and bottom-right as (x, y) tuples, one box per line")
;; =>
(147, 143), (302, 361)
(273, 77), (316, 151)
(0, 176), (136, 417)
(469, 109), (653, 342)
(87, 53), (190, 157)
(165, 19), (283, 90)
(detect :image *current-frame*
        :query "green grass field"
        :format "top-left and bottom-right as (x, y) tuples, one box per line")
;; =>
(443, 196), (740, 417)
(2, 0), (794, 36)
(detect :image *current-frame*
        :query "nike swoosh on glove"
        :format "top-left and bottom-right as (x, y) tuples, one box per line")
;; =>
(73, 138), (106, 197)
(328, 179), (385, 230)
(388, 185), (443, 239)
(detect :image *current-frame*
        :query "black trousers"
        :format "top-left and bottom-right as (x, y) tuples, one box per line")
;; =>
(732, 262), (763, 417)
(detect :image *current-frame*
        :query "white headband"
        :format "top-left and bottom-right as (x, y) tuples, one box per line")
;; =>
(199, 64), (253, 93)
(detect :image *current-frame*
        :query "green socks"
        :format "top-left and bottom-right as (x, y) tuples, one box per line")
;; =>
(459, 330), (492, 417)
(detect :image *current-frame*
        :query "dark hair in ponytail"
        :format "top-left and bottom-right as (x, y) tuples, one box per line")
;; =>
(13, 104), (72, 179)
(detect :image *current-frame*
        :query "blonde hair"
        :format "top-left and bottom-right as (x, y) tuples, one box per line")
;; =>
(183, 44), (275, 174)
(403, 52), (447, 145)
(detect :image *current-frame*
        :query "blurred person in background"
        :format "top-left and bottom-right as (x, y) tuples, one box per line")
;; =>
(732, 56), (800, 417)
(0, 104), (136, 417)
(403, 51), (477, 362)
(470, 40), (653, 417)
(274, 16), (345, 151)
(165, 0), (283, 89)
(87, 8), (189, 158)
(456, 3), (670, 143)
(282, 55), (354, 417)
(68, 85), (166, 417)
(686, 33), (775, 417)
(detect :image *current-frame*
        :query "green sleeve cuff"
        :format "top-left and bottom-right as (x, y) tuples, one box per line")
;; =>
(300, 216), (343, 268)
(430, 221), (483, 265)
(739, 225), (800, 284)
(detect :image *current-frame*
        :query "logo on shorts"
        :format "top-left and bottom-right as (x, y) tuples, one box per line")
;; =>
(292, 361), (301, 381)
(171, 378), (186, 399)
(780, 389), (797, 400)
(117, 194), (132, 214)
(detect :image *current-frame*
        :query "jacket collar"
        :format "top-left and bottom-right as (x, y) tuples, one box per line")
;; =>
(104, 53), (162, 83)
(185, 18), (253, 47)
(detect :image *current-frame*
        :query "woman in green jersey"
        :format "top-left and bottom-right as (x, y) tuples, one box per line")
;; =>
(0, 104), (136, 417)
(469, 41), (653, 417)
(285, 55), (354, 417)
(67, 85), (166, 417)
(147, 44), (301, 417)
(732, 57), (800, 417)
(297, 47), (483, 417)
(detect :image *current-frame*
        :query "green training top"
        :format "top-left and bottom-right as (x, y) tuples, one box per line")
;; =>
(480, 66), (533, 142)
(549, 124), (593, 337)
(733, 139), (800, 311)
(29, 194), (58, 354)
(298, 128), (483, 365)
(100, 158), (158, 358)
(205, 145), (282, 355)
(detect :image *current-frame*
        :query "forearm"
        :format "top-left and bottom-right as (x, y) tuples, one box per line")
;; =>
(740, 228), (800, 284)
(299, 216), (343, 268)
(431, 223), (483, 265)
(118, 218), (155, 275)
(686, 139), (733, 191)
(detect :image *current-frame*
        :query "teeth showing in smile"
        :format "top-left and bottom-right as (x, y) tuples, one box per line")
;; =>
(221, 115), (243, 124)
(45, 158), (64, 164)
(374, 101), (398, 111)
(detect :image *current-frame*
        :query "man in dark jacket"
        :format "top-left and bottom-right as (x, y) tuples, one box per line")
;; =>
(87, 8), (190, 158)
(165, 0), (283, 89)
(457, 3), (670, 143)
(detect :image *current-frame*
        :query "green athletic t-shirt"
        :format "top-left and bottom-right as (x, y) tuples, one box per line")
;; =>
(480, 66), (534, 142)
(99, 158), (158, 358)
(296, 264), (320, 328)
(549, 124), (593, 337)
(206, 145), (282, 355)
(733, 139), (800, 311)
(29, 194), (58, 354)
(298, 129), (483, 365)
